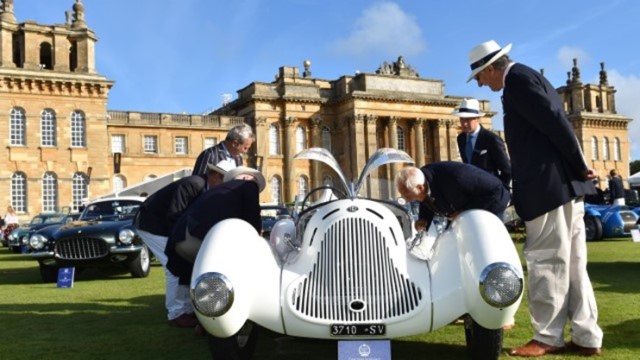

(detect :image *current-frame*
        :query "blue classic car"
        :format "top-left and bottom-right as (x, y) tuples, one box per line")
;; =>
(29, 197), (150, 283)
(7, 213), (78, 253)
(584, 203), (639, 241)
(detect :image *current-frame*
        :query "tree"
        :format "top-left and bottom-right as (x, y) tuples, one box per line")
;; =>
(630, 160), (640, 175)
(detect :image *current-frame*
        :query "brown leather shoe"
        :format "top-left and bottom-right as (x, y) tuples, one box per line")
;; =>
(566, 341), (602, 356)
(509, 340), (565, 357)
(168, 313), (198, 328)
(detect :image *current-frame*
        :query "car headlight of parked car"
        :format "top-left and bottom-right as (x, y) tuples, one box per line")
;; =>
(118, 229), (136, 245)
(479, 262), (523, 308)
(29, 234), (48, 250)
(192, 272), (234, 317)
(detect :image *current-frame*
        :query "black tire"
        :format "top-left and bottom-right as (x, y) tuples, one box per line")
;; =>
(584, 215), (603, 241)
(129, 244), (151, 278)
(208, 321), (259, 360)
(39, 262), (59, 283)
(10, 246), (22, 254)
(464, 315), (503, 360)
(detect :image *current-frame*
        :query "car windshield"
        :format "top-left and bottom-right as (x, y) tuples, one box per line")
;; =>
(80, 200), (141, 221)
(30, 216), (46, 225)
(260, 207), (289, 219)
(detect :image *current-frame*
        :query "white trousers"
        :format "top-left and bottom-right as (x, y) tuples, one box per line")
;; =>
(137, 229), (193, 320)
(523, 198), (603, 348)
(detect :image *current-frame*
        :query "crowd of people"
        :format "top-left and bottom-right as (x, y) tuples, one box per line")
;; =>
(127, 41), (610, 357)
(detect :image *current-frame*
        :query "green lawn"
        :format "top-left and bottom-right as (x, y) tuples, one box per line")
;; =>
(1, 238), (638, 359)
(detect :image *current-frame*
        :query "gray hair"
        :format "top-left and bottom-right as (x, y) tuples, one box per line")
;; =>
(396, 166), (425, 195)
(225, 123), (255, 143)
(491, 55), (511, 71)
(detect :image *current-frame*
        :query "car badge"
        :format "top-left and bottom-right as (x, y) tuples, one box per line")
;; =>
(77, 230), (82, 234)
(347, 206), (358, 213)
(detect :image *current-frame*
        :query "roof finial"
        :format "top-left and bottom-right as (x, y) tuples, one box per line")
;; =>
(72, 0), (87, 29)
(599, 62), (608, 86)
(571, 58), (581, 83)
(0, 0), (16, 23)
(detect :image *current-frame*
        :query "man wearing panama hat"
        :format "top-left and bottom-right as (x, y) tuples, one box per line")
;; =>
(166, 166), (266, 286)
(467, 40), (602, 356)
(453, 98), (511, 189)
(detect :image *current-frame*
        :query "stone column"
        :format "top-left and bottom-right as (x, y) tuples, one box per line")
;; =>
(365, 115), (379, 198)
(282, 116), (297, 203)
(388, 117), (399, 199)
(309, 116), (322, 189)
(254, 117), (268, 202)
(412, 118), (425, 167)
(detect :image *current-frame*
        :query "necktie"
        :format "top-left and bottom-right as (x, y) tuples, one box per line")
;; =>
(465, 135), (474, 163)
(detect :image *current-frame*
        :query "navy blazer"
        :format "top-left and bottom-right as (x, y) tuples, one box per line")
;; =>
(418, 162), (510, 230)
(133, 174), (208, 237)
(165, 179), (262, 284)
(502, 63), (595, 221)
(457, 126), (512, 188)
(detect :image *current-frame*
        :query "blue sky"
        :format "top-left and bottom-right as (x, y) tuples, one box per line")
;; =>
(16, 0), (640, 160)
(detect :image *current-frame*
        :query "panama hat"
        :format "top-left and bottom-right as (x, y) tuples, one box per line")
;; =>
(223, 166), (266, 193)
(206, 161), (234, 175)
(452, 98), (485, 118)
(467, 40), (512, 83)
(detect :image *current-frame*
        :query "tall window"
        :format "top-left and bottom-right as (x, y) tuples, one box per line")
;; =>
(322, 126), (331, 151)
(175, 136), (188, 154)
(42, 172), (58, 213)
(269, 124), (280, 155)
(111, 135), (125, 154)
(70, 110), (86, 147)
(204, 137), (217, 149)
(71, 172), (88, 212)
(613, 137), (621, 161)
(591, 136), (599, 160)
(296, 126), (306, 153)
(271, 176), (282, 204)
(11, 172), (27, 212)
(397, 126), (405, 151)
(41, 109), (57, 147)
(143, 135), (158, 153)
(10, 107), (26, 146)
(113, 175), (126, 192)
(298, 175), (308, 197)
(602, 137), (610, 161)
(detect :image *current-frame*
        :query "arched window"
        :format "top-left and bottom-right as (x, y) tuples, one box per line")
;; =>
(39, 42), (53, 70)
(613, 137), (621, 161)
(10, 107), (26, 146)
(397, 126), (405, 151)
(71, 110), (86, 147)
(69, 40), (78, 72)
(298, 175), (308, 197)
(71, 172), (88, 212)
(11, 172), (27, 213)
(602, 137), (609, 161)
(113, 175), (127, 192)
(322, 126), (331, 151)
(271, 176), (282, 204)
(41, 109), (57, 147)
(269, 124), (280, 155)
(296, 126), (306, 153)
(42, 172), (58, 213)
(591, 136), (598, 160)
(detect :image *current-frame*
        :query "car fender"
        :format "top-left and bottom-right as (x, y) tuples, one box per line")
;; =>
(430, 210), (523, 329)
(191, 218), (283, 337)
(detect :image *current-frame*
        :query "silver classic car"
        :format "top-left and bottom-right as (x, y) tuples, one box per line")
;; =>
(190, 148), (524, 360)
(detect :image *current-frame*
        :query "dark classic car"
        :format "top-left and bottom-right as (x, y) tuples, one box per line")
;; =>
(29, 196), (150, 283)
(7, 213), (78, 253)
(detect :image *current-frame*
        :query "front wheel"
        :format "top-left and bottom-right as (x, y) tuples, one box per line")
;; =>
(208, 321), (259, 360)
(129, 244), (151, 278)
(464, 316), (503, 360)
(39, 262), (58, 283)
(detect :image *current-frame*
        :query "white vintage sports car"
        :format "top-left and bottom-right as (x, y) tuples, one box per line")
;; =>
(190, 148), (524, 360)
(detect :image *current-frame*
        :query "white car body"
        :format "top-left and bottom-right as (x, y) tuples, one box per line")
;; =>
(191, 148), (523, 359)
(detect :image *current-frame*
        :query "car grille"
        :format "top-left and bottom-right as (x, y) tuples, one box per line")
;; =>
(290, 217), (423, 322)
(55, 237), (109, 260)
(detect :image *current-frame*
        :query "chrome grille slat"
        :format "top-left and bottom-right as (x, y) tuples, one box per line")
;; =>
(55, 237), (108, 260)
(291, 216), (422, 322)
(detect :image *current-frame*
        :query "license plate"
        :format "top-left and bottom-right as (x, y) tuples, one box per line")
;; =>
(330, 324), (386, 336)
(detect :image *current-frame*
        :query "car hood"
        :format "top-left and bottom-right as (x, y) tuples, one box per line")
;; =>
(39, 219), (133, 238)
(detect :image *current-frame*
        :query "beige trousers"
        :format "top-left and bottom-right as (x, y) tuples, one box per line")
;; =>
(523, 197), (603, 348)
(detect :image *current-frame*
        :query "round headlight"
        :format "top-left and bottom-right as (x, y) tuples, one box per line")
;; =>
(29, 234), (47, 250)
(191, 272), (234, 317)
(479, 262), (523, 308)
(118, 229), (136, 245)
